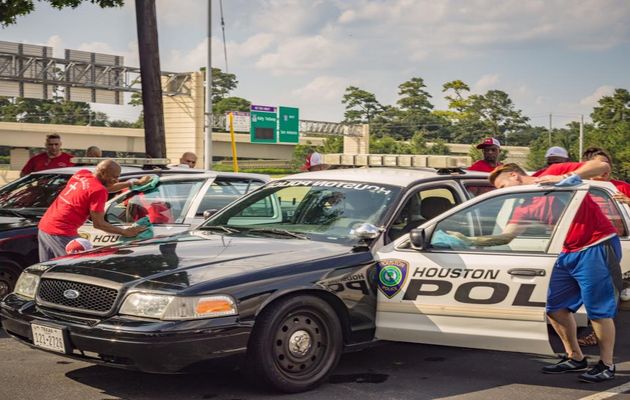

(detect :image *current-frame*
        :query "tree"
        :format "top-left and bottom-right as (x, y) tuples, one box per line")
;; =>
(214, 96), (250, 115)
(442, 80), (471, 113)
(397, 77), (433, 112)
(341, 86), (382, 124)
(211, 68), (238, 103)
(592, 88), (630, 129)
(0, 0), (123, 27)
(460, 90), (529, 143)
(321, 136), (343, 154)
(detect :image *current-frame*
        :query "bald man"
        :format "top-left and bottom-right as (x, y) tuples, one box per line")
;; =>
(86, 146), (102, 157)
(37, 160), (151, 261)
(179, 152), (197, 168)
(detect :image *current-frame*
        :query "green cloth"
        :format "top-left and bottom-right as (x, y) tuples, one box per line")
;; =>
(119, 216), (154, 242)
(131, 175), (160, 192)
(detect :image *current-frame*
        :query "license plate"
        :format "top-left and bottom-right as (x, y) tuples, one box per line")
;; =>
(31, 323), (67, 354)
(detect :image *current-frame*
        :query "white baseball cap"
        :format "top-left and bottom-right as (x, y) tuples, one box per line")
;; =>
(545, 146), (569, 158)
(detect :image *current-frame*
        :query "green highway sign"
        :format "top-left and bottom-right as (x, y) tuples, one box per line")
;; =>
(250, 105), (277, 143)
(278, 106), (299, 143)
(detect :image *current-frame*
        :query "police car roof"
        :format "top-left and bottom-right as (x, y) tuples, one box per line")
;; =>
(31, 166), (269, 181)
(285, 167), (489, 187)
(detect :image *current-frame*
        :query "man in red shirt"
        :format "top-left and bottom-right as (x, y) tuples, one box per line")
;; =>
(38, 160), (149, 262)
(20, 134), (75, 177)
(476, 160), (618, 383)
(467, 137), (503, 172)
(582, 147), (630, 204)
(532, 146), (570, 177)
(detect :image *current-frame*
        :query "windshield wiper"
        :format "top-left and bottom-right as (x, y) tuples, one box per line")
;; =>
(247, 228), (309, 240)
(199, 225), (240, 234)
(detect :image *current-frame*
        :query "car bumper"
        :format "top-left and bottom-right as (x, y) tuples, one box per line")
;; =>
(0, 294), (252, 373)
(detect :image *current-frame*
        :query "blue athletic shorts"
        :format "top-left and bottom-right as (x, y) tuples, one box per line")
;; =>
(546, 236), (622, 320)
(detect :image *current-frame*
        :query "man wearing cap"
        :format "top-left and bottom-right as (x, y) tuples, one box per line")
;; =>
(468, 137), (503, 172)
(532, 146), (570, 177)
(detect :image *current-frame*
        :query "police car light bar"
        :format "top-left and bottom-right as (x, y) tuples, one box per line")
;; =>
(71, 157), (171, 166)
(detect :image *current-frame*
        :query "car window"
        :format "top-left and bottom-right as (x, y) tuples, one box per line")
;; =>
(463, 181), (496, 197)
(0, 174), (70, 209)
(196, 179), (265, 216)
(429, 191), (574, 253)
(590, 188), (627, 237)
(106, 180), (204, 224)
(204, 180), (401, 244)
(389, 186), (459, 241)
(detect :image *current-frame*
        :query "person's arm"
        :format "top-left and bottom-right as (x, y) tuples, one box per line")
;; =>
(613, 193), (630, 205)
(535, 159), (610, 184)
(20, 157), (34, 177)
(448, 223), (525, 247)
(107, 175), (153, 193)
(90, 210), (147, 237)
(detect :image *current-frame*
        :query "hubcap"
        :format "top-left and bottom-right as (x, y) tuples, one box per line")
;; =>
(0, 281), (8, 298)
(288, 329), (312, 356)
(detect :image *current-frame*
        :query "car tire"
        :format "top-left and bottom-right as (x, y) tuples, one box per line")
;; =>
(247, 295), (343, 393)
(0, 259), (22, 298)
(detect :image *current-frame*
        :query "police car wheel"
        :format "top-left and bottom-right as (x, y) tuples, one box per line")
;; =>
(247, 295), (343, 393)
(0, 259), (21, 298)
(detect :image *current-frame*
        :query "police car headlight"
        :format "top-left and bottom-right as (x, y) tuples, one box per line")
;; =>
(120, 293), (237, 320)
(13, 271), (40, 299)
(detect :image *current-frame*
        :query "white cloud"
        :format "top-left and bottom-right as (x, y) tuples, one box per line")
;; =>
(579, 85), (615, 107)
(44, 35), (64, 58)
(473, 74), (500, 93)
(292, 76), (348, 101)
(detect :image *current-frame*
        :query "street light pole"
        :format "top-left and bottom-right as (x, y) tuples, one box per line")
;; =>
(579, 114), (584, 158)
(204, 0), (213, 170)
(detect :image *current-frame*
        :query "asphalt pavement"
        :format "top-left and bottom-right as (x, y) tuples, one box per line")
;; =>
(3, 311), (630, 400)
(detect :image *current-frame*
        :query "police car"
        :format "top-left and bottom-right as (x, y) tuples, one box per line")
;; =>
(0, 159), (197, 297)
(77, 171), (269, 246)
(6, 169), (627, 393)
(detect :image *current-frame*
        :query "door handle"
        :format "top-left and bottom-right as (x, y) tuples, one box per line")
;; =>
(508, 268), (546, 277)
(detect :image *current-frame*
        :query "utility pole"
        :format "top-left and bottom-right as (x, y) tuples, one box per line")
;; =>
(135, 0), (166, 158)
(548, 113), (552, 146)
(578, 114), (584, 159)
(204, 0), (213, 170)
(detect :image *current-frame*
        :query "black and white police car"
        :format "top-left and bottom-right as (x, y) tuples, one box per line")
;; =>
(4, 168), (627, 393)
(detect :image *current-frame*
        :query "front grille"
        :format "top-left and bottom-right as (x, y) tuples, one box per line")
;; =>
(37, 279), (118, 314)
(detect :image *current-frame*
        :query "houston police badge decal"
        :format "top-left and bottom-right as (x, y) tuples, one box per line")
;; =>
(377, 259), (409, 298)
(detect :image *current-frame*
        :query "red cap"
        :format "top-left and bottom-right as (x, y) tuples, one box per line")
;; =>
(476, 137), (501, 149)
(65, 238), (93, 254)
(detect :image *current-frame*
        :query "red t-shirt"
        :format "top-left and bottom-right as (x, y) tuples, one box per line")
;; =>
(468, 160), (502, 173)
(39, 170), (108, 236)
(531, 167), (547, 177)
(21, 152), (74, 176)
(611, 179), (630, 197)
(509, 162), (616, 252)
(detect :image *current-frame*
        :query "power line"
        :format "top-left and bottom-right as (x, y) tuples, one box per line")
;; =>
(219, 0), (229, 73)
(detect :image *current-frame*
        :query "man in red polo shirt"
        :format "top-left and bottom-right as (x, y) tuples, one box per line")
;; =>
(461, 160), (618, 383)
(467, 137), (503, 172)
(20, 134), (74, 177)
(38, 160), (149, 262)
(582, 147), (630, 203)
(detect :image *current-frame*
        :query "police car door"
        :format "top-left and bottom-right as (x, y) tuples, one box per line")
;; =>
(375, 185), (589, 355)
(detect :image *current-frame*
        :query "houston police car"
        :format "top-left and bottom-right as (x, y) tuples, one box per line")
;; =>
(3, 168), (627, 393)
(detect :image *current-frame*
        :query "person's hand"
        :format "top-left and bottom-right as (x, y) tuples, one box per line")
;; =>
(120, 225), (147, 238)
(134, 175), (153, 186)
(613, 192), (630, 205)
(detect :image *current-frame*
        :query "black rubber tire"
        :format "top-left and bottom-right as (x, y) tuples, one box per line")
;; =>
(0, 259), (22, 298)
(247, 295), (343, 393)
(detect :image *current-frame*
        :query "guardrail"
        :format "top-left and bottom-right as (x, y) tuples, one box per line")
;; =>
(322, 154), (472, 168)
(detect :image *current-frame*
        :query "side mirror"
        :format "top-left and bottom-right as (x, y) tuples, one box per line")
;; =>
(409, 228), (426, 249)
(350, 223), (380, 240)
(203, 209), (219, 219)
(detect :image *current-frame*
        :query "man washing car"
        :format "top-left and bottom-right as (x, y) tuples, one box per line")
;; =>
(38, 160), (150, 262)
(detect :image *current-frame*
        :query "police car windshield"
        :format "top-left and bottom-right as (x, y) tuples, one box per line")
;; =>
(0, 173), (70, 210)
(202, 180), (401, 244)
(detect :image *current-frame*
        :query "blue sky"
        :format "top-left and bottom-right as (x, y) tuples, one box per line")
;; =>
(2, 0), (629, 129)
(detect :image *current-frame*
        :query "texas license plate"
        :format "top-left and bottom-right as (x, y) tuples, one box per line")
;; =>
(31, 323), (67, 353)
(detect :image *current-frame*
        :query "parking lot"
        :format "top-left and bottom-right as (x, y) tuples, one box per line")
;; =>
(3, 310), (630, 400)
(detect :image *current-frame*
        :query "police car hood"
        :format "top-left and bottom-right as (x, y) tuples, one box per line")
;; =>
(43, 231), (367, 290)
